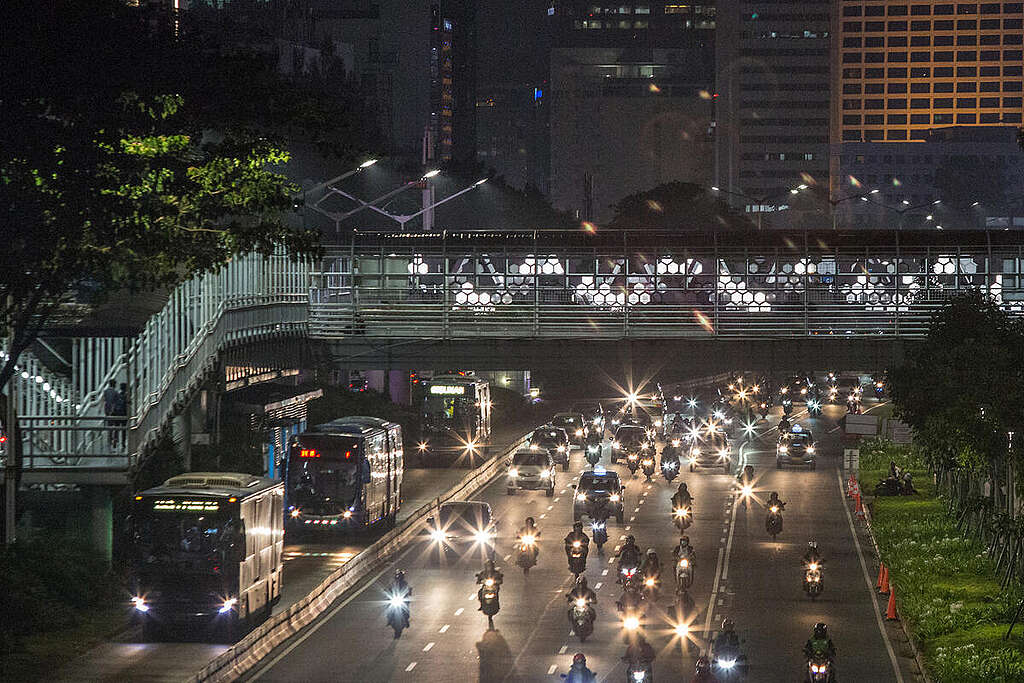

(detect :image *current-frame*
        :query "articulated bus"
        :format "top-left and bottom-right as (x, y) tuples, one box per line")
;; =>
(418, 374), (491, 466)
(285, 416), (404, 532)
(129, 472), (284, 639)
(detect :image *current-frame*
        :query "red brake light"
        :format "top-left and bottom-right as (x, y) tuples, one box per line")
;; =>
(344, 450), (352, 459)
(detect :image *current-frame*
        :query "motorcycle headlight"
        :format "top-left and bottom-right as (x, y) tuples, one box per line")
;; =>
(572, 541), (581, 548)
(593, 417), (602, 425)
(131, 596), (149, 613)
(691, 449), (701, 457)
(624, 616), (640, 631)
(521, 534), (535, 545)
(779, 445), (789, 453)
(718, 449), (729, 459)
(430, 528), (446, 542)
(388, 595), (406, 608)
(575, 429), (584, 436)
(577, 493), (588, 501)
(508, 467), (518, 477)
(557, 445), (566, 453)
(808, 563), (818, 571)
(642, 459), (653, 466)
(632, 671), (645, 682)
(485, 578), (495, 587)
(530, 444), (539, 450)
(672, 439), (680, 447)
(741, 485), (753, 496)
(680, 558), (689, 567)
(770, 506), (779, 513)
(290, 508), (301, 518)
(475, 530), (495, 544)
(575, 598), (587, 608)
(609, 494), (620, 502)
(219, 597), (238, 614)
(718, 658), (736, 670)
(654, 420), (662, 427)
(807, 446), (816, 454)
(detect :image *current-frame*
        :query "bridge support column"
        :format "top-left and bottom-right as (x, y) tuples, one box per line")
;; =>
(176, 412), (192, 471)
(388, 370), (411, 406)
(84, 486), (112, 567)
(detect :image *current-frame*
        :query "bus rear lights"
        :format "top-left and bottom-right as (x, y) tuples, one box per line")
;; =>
(219, 598), (238, 614)
(131, 596), (149, 612)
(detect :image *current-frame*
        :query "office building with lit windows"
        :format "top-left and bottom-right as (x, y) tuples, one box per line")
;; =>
(714, 1), (833, 220)
(546, 2), (717, 222)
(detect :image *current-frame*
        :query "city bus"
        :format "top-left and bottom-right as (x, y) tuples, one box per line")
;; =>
(129, 472), (284, 639)
(417, 374), (491, 466)
(285, 416), (404, 532)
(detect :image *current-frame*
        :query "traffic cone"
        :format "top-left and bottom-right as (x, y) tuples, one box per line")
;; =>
(886, 584), (898, 620)
(847, 476), (855, 497)
(854, 493), (866, 521)
(875, 563), (886, 592)
(879, 565), (890, 594)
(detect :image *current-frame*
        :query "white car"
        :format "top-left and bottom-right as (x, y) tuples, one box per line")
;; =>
(507, 449), (556, 496)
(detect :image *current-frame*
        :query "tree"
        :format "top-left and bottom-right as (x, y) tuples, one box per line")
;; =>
(0, 0), (324, 396)
(607, 182), (756, 231)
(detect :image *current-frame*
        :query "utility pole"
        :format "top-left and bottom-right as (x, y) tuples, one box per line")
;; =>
(4, 297), (18, 545)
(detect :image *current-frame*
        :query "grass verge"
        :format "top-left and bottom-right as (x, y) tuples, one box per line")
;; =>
(858, 439), (1024, 682)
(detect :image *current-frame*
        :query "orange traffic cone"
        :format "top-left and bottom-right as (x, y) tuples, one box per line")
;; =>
(879, 565), (890, 594)
(847, 476), (856, 497)
(875, 563), (886, 592)
(854, 493), (866, 521)
(886, 584), (898, 620)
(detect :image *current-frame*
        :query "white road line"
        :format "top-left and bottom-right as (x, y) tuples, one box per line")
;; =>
(625, 525), (632, 530)
(703, 547), (726, 639)
(594, 582), (602, 590)
(608, 557), (615, 564)
(720, 496), (739, 582)
(469, 593), (477, 601)
(423, 642), (435, 652)
(602, 569), (609, 576)
(504, 554), (511, 562)
(835, 469), (905, 683)
(630, 516), (636, 521)
(439, 624), (450, 633)
(559, 645), (568, 654)
(406, 662), (418, 672)
(554, 497), (560, 502)
(547, 505), (554, 511)
(620, 535), (627, 540)
(634, 507), (641, 512)
(454, 607), (464, 616)
(547, 665), (558, 675)
(540, 513), (547, 519)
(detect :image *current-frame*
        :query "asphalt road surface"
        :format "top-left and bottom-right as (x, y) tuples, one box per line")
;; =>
(246, 402), (918, 683)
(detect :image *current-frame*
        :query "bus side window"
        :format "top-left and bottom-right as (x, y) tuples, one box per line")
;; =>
(361, 458), (371, 483)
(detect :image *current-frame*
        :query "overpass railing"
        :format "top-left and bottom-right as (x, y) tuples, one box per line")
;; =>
(308, 241), (1024, 339)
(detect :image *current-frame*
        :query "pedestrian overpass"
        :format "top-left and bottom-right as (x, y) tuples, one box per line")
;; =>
(3, 229), (1022, 484)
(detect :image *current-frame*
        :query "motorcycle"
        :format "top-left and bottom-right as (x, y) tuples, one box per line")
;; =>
(662, 458), (679, 482)
(766, 505), (784, 540)
(626, 453), (640, 475)
(516, 534), (538, 575)
(759, 402), (770, 420)
(618, 561), (640, 586)
(586, 443), (601, 467)
(568, 541), (588, 576)
(641, 457), (656, 481)
(675, 556), (694, 593)
(806, 655), (835, 682)
(616, 583), (646, 632)
(673, 505), (693, 531)
(782, 397), (793, 415)
(712, 643), (748, 679)
(569, 597), (595, 642)
(591, 518), (609, 553)
(627, 665), (651, 682)
(386, 592), (410, 638)
(478, 579), (500, 629)
(804, 562), (823, 599)
(778, 417), (791, 434)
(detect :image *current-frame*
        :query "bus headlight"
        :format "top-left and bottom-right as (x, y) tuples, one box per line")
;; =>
(219, 597), (238, 614)
(131, 596), (149, 613)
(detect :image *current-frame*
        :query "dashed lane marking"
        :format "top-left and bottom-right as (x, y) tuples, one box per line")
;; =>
(559, 645), (568, 654)
(406, 662), (418, 672)
(602, 569), (609, 576)
(547, 665), (558, 675)
(469, 593), (477, 600)
(504, 554), (511, 562)
(454, 608), (464, 616)
(625, 525), (632, 530)
(423, 642), (435, 652)
(439, 624), (450, 633)
(554, 497), (560, 502)
(547, 505), (554, 511)
(620, 535), (627, 540)
(630, 516), (636, 521)
(540, 513), (547, 519)
(594, 582), (602, 590)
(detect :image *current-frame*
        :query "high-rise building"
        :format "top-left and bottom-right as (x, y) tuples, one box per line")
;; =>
(547, 2), (716, 223)
(429, 0), (477, 166)
(714, 2), (833, 216)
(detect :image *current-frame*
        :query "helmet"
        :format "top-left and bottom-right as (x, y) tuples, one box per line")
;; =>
(769, 490), (780, 499)
(485, 559), (496, 571)
(525, 517), (536, 527)
(626, 534), (636, 545)
(744, 465), (754, 476)
(394, 569), (405, 582)
(808, 541), (818, 549)
(646, 548), (657, 557)
(695, 656), (712, 674)
(680, 535), (690, 546)
(721, 618), (735, 632)
(576, 575), (588, 588)
(573, 521), (584, 533)
(572, 653), (587, 666)
(813, 622), (828, 639)
(678, 482), (689, 492)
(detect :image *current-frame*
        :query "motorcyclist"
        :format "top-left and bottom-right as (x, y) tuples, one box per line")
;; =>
(692, 656), (719, 682)
(672, 482), (694, 510)
(778, 415), (792, 433)
(737, 464), (754, 487)
(622, 635), (656, 679)
(475, 559), (504, 608)
(713, 617), (741, 655)
(564, 653), (597, 683)
(802, 541), (823, 567)
(673, 535), (696, 566)
(566, 575), (598, 623)
(640, 548), (662, 580)
(803, 622), (837, 662)
(517, 517), (540, 559)
(617, 535), (642, 581)
(388, 570), (412, 628)
(564, 521), (591, 559)
(766, 491), (786, 512)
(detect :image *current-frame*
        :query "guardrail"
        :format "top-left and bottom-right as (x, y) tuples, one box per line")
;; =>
(191, 430), (532, 683)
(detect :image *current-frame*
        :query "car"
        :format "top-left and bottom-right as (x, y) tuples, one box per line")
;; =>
(572, 468), (625, 523)
(506, 449), (556, 496)
(571, 401), (606, 433)
(777, 425), (817, 469)
(426, 501), (498, 558)
(687, 430), (732, 474)
(610, 425), (650, 465)
(529, 425), (571, 470)
(552, 412), (588, 446)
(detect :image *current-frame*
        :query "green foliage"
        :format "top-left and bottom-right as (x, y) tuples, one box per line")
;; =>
(607, 181), (757, 230)
(931, 644), (1024, 682)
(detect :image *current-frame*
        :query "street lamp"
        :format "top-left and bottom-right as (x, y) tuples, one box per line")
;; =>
(709, 184), (809, 230)
(862, 197), (947, 231)
(308, 167), (447, 236)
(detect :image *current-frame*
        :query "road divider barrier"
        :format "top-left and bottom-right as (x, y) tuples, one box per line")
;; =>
(190, 370), (733, 683)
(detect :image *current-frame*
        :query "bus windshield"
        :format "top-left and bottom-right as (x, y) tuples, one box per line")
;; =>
(424, 395), (470, 421)
(132, 509), (239, 573)
(289, 436), (363, 515)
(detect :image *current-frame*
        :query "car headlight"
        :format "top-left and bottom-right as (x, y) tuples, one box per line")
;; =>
(508, 467), (518, 477)
(219, 597), (238, 614)
(779, 445), (789, 453)
(475, 530), (495, 543)
(344, 510), (353, 518)
(807, 446), (816, 454)
(623, 616), (640, 630)
(577, 493), (588, 501)
(131, 596), (149, 613)
(641, 442), (650, 449)
(654, 420), (662, 427)
(691, 449), (701, 457)
(642, 459), (653, 466)
(609, 494), (620, 502)
(430, 528), (447, 542)
(672, 439), (680, 447)
(540, 469), (551, 478)
(718, 449), (729, 459)
(557, 445), (566, 453)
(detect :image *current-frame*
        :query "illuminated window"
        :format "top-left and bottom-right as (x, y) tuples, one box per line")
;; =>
(665, 4), (690, 13)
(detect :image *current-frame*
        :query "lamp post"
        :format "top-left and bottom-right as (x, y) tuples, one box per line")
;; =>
(827, 189), (880, 230)
(709, 184), (809, 230)
(862, 197), (944, 231)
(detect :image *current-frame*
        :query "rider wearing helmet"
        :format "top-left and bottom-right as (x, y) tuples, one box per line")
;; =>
(803, 622), (837, 661)
(565, 653), (597, 683)
(566, 575), (597, 623)
(802, 541), (823, 567)
(766, 491), (786, 511)
(623, 634), (656, 679)
(672, 482), (693, 510)
(640, 547), (662, 581)
(564, 521), (591, 559)
(672, 535), (696, 565)
(617, 534), (642, 581)
(389, 569), (411, 627)
(713, 617), (741, 654)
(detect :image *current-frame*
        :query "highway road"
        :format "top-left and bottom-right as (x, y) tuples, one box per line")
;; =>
(246, 402), (920, 683)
